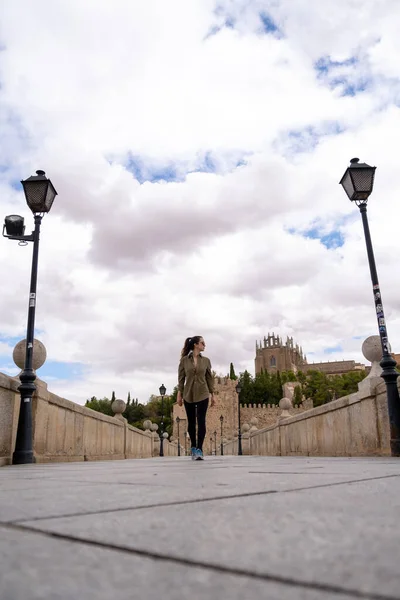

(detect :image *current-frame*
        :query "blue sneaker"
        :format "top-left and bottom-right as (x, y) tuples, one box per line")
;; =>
(190, 447), (197, 460)
(195, 449), (204, 461)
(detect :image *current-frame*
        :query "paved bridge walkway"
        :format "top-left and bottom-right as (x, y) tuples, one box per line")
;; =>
(1, 455), (399, 600)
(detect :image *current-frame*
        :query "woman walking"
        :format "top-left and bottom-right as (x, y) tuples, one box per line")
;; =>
(177, 336), (215, 460)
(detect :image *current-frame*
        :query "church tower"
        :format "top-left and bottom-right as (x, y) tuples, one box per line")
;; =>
(255, 333), (307, 374)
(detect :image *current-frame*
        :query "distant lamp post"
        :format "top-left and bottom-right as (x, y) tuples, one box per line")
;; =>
(159, 384), (166, 457)
(340, 158), (400, 456)
(213, 430), (217, 455)
(235, 382), (243, 455)
(3, 170), (58, 465)
(219, 414), (224, 456)
(176, 416), (181, 456)
(210, 436), (213, 455)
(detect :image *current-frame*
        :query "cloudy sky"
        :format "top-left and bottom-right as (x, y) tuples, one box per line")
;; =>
(1, 0), (399, 405)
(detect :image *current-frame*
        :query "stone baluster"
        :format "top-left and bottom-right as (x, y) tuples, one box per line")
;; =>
(241, 423), (251, 455)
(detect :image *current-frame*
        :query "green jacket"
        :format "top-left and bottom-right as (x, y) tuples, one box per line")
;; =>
(178, 353), (214, 403)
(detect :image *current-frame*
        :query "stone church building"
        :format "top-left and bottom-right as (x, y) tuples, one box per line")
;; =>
(255, 333), (367, 376)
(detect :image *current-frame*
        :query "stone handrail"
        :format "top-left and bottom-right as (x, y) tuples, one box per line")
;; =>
(250, 380), (392, 456)
(0, 372), (179, 465)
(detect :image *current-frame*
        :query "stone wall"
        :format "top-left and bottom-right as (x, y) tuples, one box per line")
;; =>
(171, 377), (313, 454)
(250, 379), (393, 457)
(0, 372), (178, 465)
(240, 401), (312, 431)
(304, 359), (366, 376)
(0, 373), (20, 467)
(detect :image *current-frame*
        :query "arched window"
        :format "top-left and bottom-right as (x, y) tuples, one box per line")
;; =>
(270, 356), (276, 367)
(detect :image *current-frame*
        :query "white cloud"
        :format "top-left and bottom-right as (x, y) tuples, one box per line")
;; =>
(1, 0), (400, 405)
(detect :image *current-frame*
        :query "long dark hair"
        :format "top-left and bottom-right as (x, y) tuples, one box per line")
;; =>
(181, 336), (202, 358)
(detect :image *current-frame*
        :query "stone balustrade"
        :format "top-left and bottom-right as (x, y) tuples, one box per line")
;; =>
(0, 373), (178, 465)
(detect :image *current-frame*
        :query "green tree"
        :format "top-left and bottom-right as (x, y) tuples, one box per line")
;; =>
(303, 370), (331, 406)
(229, 363), (238, 380)
(237, 370), (255, 404)
(296, 370), (307, 386)
(124, 401), (146, 429)
(331, 370), (367, 399)
(144, 393), (175, 438)
(85, 396), (114, 417)
(169, 385), (178, 404)
(280, 371), (297, 385)
(293, 385), (303, 406)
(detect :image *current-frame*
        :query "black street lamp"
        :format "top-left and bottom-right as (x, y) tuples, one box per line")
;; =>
(340, 157), (400, 456)
(210, 436), (213, 455)
(3, 170), (57, 465)
(235, 382), (243, 455)
(219, 414), (224, 456)
(159, 384), (166, 457)
(176, 416), (181, 456)
(213, 430), (217, 455)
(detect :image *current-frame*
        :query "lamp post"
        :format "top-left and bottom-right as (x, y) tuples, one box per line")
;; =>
(210, 436), (213, 455)
(3, 170), (57, 465)
(340, 158), (400, 456)
(159, 384), (166, 457)
(176, 416), (181, 456)
(235, 382), (243, 455)
(213, 430), (217, 455)
(219, 414), (224, 456)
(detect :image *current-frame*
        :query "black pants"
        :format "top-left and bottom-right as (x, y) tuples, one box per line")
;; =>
(184, 398), (209, 450)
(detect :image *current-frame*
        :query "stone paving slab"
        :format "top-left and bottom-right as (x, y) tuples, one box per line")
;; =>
(1, 456), (400, 600)
(2, 456), (399, 523)
(1, 473), (383, 522)
(1, 526), (352, 600)
(20, 476), (400, 598)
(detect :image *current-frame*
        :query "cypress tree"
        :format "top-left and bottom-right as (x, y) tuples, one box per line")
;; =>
(229, 362), (238, 380)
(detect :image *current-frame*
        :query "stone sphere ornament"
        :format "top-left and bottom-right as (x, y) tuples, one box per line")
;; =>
(358, 335), (386, 392)
(143, 420), (152, 431)
(362, 335), (386, 364)
(279, 397), (292, 411)
(279, 397), (293, 420)
(111, 399), (126, 415)
(13, 338), (47, 372)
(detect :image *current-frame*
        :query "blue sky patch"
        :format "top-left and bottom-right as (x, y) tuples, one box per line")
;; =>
(196, 151), (217, 173)
(0, 336), (86, 383)
(0, 335), (25, 351)
(314, 55), (369, 97)
(304, 228), (345, 249)
(120, 151), (249, 184)
(259, 12), (280, 35)
(337, 80), (367, 97)
(315, 55), (358, 74)
(125, 155), (186, 184)
(38, 360), (86, 381)
(224, 16), (235, 29)
(324, 344), (343, 354)
(288, 226), (345, 250)
(275, 121), (345, 158)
